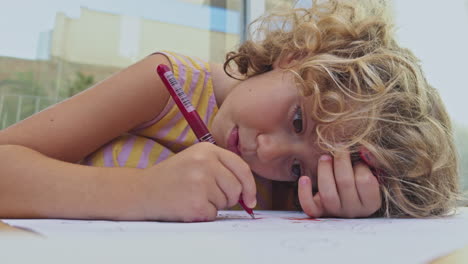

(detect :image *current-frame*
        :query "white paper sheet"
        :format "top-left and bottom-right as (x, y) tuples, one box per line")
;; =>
(2, 208), (468, 264)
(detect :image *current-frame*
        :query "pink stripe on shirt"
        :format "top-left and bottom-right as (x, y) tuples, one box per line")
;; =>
(103, 140), (116, 167)
(155, 147), (173, 164)
(204, 78), (216, 125)
(136, 138), (157, 169)
(117, 136), (137, 167)
(153, 60), (202, 140)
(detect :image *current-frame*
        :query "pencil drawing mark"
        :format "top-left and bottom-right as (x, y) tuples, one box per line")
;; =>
(231, 223), (250, 229)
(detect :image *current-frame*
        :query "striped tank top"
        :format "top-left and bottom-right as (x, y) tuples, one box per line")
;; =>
(83, 51), (274, 210)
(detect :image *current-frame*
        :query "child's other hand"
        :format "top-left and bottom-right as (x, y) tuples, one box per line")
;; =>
(297, 151), (381, 218)
(140, 142), (257, 222)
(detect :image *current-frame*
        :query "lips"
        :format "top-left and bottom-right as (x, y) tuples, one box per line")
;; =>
(227, 126), (241, 156)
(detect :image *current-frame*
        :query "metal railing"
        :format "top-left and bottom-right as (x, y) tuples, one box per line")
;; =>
(0, 93), (63, 129)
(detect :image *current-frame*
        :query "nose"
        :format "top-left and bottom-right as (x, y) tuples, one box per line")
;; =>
(256, 132), (295, 163)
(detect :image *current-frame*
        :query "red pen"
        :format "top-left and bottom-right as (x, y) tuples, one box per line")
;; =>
(156, 64), (255, 219)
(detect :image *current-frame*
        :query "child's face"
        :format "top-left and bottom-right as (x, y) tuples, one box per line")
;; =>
(212, 68), (324, 184)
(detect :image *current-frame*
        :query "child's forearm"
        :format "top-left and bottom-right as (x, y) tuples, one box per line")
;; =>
(0, 144), (148, 220)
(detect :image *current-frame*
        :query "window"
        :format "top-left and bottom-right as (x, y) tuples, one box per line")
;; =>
(0, 0), (244, 128)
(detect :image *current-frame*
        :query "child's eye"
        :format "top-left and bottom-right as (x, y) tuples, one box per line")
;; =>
(292, 105), (303, 133)
(291, 159), (302, 179)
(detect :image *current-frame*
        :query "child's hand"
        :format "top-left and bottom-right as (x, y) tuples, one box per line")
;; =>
(140, 142), (257, 222)
(297, 151), (381, 218)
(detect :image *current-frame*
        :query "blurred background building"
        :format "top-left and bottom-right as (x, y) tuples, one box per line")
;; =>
(0, 0), (292, 127)
(47, 6), (239, 67)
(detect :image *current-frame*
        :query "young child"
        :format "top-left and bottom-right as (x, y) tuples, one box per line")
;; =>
(0, 0), (460, 222)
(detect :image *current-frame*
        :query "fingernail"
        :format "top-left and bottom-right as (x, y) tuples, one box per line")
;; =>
(249, 199), (257, 209)
(320, 155), (331, 161)
(299, 177), (309, 185)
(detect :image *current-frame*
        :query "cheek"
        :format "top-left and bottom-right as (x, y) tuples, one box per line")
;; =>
(250, 164), (285, 181)
(235, 92), (290, 127)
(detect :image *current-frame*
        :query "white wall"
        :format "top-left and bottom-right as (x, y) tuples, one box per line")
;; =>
(393, 0), (468, 127)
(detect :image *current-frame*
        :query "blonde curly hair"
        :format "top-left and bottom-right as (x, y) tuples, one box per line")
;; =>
(224, 0), (460, 217)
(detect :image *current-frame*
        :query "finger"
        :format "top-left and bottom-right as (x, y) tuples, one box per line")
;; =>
(333, 150), (361, 215)
(359, 146), (377, 168)
(312, 194), (328, 216)
(206, 173), (229, 210)
(215, 166), (243, 208)
(298, 176), (325, 218)
(191, 201), (219, 222)
(182, 195), (219, 222)
(317, 154), (341, 215)
(354, 162), (382, 215)
(217, 149), (257, 209)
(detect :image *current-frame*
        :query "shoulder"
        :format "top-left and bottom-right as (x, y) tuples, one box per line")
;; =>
(151, 51), (209, 73)
(210, 62), (242, 106)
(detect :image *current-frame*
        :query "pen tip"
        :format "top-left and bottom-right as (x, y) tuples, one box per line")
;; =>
(250, 213), (255, 219)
